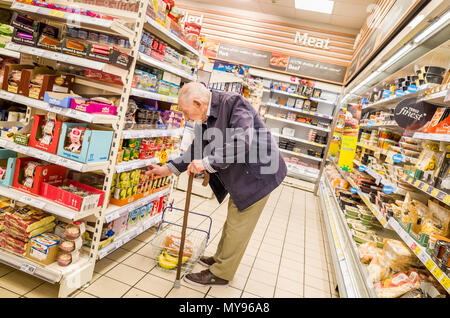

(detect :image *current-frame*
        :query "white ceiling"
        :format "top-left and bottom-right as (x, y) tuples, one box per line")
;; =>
(181, 0), (377, 31)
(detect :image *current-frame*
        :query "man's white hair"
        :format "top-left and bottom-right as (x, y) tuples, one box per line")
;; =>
(178, 82), (210, 106)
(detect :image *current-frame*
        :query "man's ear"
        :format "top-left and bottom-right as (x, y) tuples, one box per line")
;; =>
(193, 99), (202, 108)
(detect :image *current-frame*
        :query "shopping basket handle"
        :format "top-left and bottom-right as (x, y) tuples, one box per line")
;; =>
(202, 172), (210, 187)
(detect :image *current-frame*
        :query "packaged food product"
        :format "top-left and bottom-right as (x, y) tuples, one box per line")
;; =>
(374, 270), (422, 298)
(65, 225), (80, 240)
(368, 251), (390, 283)
(163, 234), (193, 258)
(4, 207), (55, 234)
(358, 241), (380, 263)
(383, 239), (421, 272)
(421, 200), (450, 237)
(59, 240), (75, 253)
(26, 233), (60, 265)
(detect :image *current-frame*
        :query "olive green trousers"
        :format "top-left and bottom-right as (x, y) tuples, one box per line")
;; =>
(209, 194), (270, 281)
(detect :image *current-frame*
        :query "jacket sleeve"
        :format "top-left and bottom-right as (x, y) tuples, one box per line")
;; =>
(203, 94), (254, 172)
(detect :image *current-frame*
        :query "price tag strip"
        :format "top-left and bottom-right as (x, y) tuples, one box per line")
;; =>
(388, 218), (450, 294)
(402, 175), (449, 207)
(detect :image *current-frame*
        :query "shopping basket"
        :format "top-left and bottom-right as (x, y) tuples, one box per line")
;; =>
(150, 173), (212, 288)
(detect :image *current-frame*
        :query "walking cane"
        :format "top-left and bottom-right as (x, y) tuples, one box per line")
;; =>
(174, 171), (210, 288)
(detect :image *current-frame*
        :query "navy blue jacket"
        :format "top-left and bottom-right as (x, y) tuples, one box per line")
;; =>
(167, 91), (287, 211)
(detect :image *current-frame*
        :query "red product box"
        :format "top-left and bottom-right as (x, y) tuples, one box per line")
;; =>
(150, 49), (165, 62)
(29, 115), (62, 154)
(12, 158), (67, 195)
(40, 179), (105, 212)
(83, 68), (123, 86)
(150, 196), (164, 216)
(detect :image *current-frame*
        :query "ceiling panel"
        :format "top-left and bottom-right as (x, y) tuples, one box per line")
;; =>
(181, 0), (376, 31)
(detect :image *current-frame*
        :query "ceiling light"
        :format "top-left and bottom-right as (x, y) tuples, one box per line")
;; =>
(295, 0), (334, 14)
(378, 44), (414, 72)
(413, 11), (450, 44)
(407, 14), (425, 29)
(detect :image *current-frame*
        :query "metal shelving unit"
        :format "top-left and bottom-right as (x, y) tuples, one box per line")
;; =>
(0, 0), (195, 297)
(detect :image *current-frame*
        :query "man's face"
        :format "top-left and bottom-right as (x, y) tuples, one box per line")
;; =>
(180, 98), (207, 123)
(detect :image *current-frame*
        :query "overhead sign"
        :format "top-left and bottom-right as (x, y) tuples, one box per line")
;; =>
(286, 56), (347, 83)
(394, 98), (437, 130)
(294, 32), (330, 50)
(216, 43), (271, 69)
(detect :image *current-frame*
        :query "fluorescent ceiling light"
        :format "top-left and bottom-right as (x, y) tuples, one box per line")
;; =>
(295, 0), (334, 14)
(378, 44), (414, 72)
(413, 11), (450, 44)
(408, 14), (425, 29)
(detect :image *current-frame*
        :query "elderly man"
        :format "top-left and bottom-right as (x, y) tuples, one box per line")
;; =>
(148, 82), (287, 287)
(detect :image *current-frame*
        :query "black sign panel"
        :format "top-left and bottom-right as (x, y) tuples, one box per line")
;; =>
(394, 98), (437, 130)
(286, 56), (347, 83)
(216, 43), (271, 69)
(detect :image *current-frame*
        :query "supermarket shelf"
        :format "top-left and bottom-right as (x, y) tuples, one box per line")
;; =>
(103, 188), (170, 223)
(401, 175), (450, 207)
(286, 170), (317, 183)
(0, 185), (98, 221)
(264, 102), (333, 120)
(419, 89), (450, 107)
(280, 148), (323, 162)
(98, 213), (163, 259)
(388, 218), (450, 294)
(11, 1), (134, 39)
(360, 120), (398, 129)
(0, 249), (90, 284)
(362, 84), (436, 111)
(333, 161), (389, 228)
(357, 142), (418, 164)
(352, 159), (398, 192)
(138, 52), (195, 81)
(270, 89), (304, 98)
(272, 132), (326, 148)
(0, 90), (118, 124)
(130, 88), (178, 104)
(0, 138), (108, 173)
(264, 114), (330, 132)
(413, 132), (450, 142)
(122, 127), (184, 139)
(0, 46), (20, 58)
(5, 43), (128, 80)
(115, 153), (180, 173)
(145, 16), (199, 56)
(310, 97), (336, 105)
(319, 176), (376, 297)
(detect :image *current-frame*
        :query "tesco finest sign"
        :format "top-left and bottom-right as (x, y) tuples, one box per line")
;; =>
(394, 98), (437, 130)
(294, 32), (331, 50)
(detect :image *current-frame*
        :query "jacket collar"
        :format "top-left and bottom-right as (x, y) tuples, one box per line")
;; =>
(208, 90), (220, 119)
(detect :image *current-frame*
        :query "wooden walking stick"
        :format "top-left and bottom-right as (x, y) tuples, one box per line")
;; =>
(174, 172), (210, 288)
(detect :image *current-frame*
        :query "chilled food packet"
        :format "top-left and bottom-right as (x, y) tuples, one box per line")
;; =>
(367, 250), (390, 283)
(4, 207), (55, 234)
(421, 200), (450, 237)
(374, 270), (422, 298)
(358, 241), (380, 263)
(162, 234), (193, 258)
(383, 239), (421, 272)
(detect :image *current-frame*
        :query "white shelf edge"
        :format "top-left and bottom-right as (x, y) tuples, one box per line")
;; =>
(98, 213), (162, 259)
(145, 16), (199, 56)
(264, 102), (333, 120)
(103, 188), (170, 223)
(138, 53), (195, 81)
(6, 43), (128, 79)
(272, 131), (326, 148)
(115, 153), (179, 173)
(280, 148), (323, 162)
(0, 138), (108, 173)
(0, 90), (118, 124)
(265, 115), (330, 132)
(122, 127), (184, 139)
(413, 132), (450, 142)
(130, 88), (178, 104)
(0, 46), (20, 58)
(0, 185), (98, 220)
(11, 1), (134, 39)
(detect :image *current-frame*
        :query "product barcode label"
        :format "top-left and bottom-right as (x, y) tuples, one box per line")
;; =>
(432, 267), (443, 279)
(441, 275), (450, 290)
(425, 259), (435, 271)
(20, 263), (37, 275)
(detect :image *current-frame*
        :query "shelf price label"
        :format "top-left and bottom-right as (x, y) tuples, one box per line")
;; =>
(441, 275), (450, 291)
(20, 263), (37, 275)
(413, 245), (421, 255)
(432, 267), (443, 280)
(430, 188), (439, 197)
(358, 165), (367, 172)
(425, 259), (435, 271)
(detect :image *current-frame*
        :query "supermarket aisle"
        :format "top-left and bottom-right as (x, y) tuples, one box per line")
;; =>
(0, 182), (338, 298)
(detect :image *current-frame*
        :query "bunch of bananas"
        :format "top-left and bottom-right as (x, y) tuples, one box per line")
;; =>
(157, 250), (189, 270)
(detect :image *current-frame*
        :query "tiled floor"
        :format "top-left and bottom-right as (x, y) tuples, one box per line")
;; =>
(0, 177), (339, 298)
